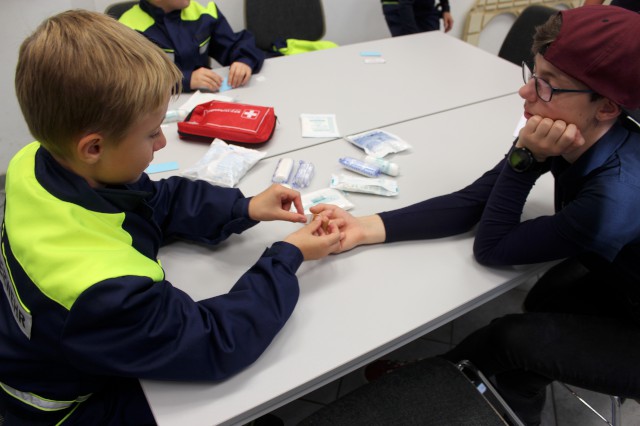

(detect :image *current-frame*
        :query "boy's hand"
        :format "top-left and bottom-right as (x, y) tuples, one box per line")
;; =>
(517, 115), (585, 161)
(190, 67), (223, 92)
(228, 62), (252, 88)
(284, 215), (343, 260)
(310, 204), (386, 253)
(249, 184), (307, 223)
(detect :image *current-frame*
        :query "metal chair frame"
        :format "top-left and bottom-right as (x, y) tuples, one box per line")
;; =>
(457, 360), (526, 426)
(560, 383), (622, 426)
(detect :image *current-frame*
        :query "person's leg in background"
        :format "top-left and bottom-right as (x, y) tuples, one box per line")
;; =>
(413, 0), (440, 32)
(382, 3), (407, 37)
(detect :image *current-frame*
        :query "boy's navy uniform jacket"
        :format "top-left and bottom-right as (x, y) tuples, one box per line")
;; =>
(0, 142), (302, 422)
(120, 0), (265, 91)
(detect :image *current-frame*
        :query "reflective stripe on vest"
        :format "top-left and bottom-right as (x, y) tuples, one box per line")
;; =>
(5, 142), (164, 311)
(0, 225), (32, 338)
(0, 382), (91, 412)
(182, 1), (218, 21)
(118, 5), (155, 32)
(275, 39), (339, 55)
(119, 1), (218, 31)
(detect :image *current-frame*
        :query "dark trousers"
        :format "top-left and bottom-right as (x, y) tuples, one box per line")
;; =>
(382, 1), (440, 37)
(443, 258), (640, 425)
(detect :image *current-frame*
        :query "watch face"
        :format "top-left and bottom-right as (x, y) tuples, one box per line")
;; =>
(509, 147), (533, 172)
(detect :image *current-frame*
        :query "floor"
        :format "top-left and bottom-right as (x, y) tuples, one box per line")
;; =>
(0, 180), (638, 426)
(264, 279), (640, 426)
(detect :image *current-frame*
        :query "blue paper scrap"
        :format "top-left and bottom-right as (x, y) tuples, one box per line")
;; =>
(219, 77), (233, 92)
(360, 51), (382, 57)
(146, 161), (179, 174)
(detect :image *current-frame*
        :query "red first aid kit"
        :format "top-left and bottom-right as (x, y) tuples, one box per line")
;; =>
(177, 100), (276, 145)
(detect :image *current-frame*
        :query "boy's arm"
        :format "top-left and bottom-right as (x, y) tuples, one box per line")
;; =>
(181, 69), (193, 93)
(207, 9), (265, 73)
(139, 175), (258, 245)
(63, 241), (303, 381)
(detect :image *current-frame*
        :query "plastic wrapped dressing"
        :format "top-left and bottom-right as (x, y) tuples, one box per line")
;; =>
(298, 187), (355, 214)
(344, 129), (411, 158)
(181, 139), (266, 187)
(330, 174), (399, 196)
(291, 160), (315, 188)
(339, 157), (381, 177)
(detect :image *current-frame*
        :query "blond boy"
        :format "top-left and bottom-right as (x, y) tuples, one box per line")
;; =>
(0, 10), (340, 424)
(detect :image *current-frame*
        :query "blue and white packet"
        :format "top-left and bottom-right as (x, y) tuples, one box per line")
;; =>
(344, 129), (411, 158)
(330, 174), (399, 197)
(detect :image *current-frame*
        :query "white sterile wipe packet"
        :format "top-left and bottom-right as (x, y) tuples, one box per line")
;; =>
(181, 139), (266, 187)
(330, 174), (399, 197)
(295, 187), (355, 215)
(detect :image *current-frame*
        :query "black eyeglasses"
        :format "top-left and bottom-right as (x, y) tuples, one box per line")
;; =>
(522, 62), (594, 102)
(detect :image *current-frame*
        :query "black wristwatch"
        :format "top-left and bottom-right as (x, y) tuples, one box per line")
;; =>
(508, 145), (540, 173)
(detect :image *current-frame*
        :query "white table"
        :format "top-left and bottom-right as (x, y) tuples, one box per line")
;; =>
(142, 93), (555, 426)
(151, 31), (521, 173)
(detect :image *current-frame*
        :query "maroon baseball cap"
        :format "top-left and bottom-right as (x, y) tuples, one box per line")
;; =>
(543, 5), (640, 109)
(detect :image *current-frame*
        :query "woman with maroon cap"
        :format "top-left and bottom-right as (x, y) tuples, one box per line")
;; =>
(308, 5), (640, 425)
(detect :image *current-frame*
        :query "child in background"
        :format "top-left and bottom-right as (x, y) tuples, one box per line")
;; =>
(120, 0), (264, 92)
(381, 0), (454, 36)
(0, 10), (341, 424)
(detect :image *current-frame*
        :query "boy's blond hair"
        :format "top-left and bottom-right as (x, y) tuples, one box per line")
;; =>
(15, 10), (182, 158)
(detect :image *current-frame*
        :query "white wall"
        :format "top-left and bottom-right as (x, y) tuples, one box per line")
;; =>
(0, 0), (511, 174)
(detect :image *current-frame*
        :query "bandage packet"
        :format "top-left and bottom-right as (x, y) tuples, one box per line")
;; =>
(298, 187), (355, 214)
(344, 129), (411, 158)
(181, 139), (265, 187)
(330, 174), (399, 197)
(291, 160), (315, 189)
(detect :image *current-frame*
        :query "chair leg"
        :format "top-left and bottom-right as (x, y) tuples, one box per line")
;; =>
(560, 383), (622, 426)
(456, 360), (525, 426)
(610, 395), (622, 426)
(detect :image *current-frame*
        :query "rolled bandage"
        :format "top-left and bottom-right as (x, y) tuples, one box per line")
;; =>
(272, 157), (294, 183)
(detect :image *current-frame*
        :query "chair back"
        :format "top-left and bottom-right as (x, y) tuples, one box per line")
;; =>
(244, 0), (326, 51)
(105, 1), (139, 20)
(498, 5), (557, 69)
